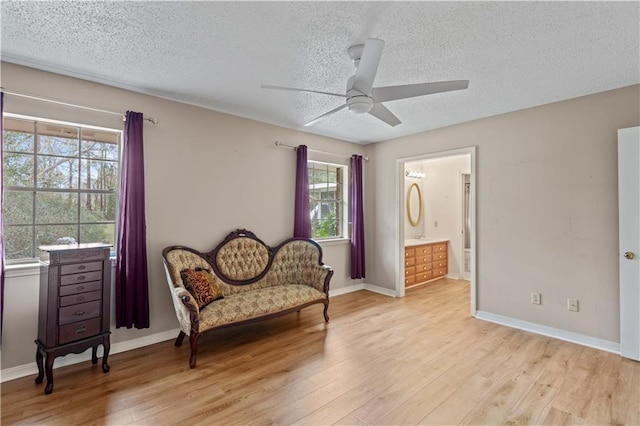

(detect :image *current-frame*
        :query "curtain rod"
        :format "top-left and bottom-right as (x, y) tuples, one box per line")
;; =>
(1, 89), (158, 124)
(274, 140), (368, 161)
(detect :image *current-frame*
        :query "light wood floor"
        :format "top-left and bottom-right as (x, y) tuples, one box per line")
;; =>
(2, 279), (639, 425)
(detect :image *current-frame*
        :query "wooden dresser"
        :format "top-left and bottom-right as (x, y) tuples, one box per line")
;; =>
(404, 241), (448, 287)
(35, 243), (112, 394)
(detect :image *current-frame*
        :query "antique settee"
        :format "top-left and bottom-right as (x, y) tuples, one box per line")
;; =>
(162, 229), (333, 368)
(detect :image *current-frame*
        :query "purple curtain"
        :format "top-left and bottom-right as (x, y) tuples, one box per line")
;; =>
(350, 155), (365, 279)
(115, 111), (149, 329)
(0, 92), (4, 341)
(293, 145), (311, 238)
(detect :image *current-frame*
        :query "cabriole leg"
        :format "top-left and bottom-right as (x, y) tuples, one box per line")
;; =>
(188, 333), (199, 369)
(323, 303), (330, 322)
(175, 331), (186, 347)
(44, 354), (54, 394)
(102, 336), (111, 373)
(35, 347), (45, 384)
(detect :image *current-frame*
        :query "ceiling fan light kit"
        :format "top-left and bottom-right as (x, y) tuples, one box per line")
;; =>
(347, 96), (374, 114)
(262, 38), (469, 127)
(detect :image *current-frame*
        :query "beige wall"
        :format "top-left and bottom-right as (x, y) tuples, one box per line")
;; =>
(0, 62), (366, 370)
(1, 60), (638, 371)
(366, 84), (640, 343)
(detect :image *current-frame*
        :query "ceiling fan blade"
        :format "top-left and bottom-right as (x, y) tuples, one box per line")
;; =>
(352, 38), (384, 95)
(373, 80), (469, 103)
(261, 84), (346, 98)
(303, 103), (348, 127)
(368, 103), (401, 127)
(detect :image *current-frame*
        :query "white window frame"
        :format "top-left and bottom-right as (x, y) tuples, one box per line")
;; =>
(2, 113), (121, 263)
(307, 160), (349, 241)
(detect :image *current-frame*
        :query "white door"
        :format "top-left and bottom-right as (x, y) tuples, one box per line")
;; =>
(618, 126), (640, 361)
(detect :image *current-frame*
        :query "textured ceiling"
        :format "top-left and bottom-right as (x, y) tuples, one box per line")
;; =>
(1, 1), (639, 144)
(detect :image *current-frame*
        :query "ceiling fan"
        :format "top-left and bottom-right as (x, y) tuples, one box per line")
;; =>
(262, 38), (469, 127)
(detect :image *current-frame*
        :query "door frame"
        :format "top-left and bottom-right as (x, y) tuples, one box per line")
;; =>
(396, 146), (477, 317)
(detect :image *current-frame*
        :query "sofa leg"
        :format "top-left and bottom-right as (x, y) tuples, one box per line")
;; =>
(189, 333), (199, 369)
(323, 303), (330, 323)
(175, 331), (186, 347)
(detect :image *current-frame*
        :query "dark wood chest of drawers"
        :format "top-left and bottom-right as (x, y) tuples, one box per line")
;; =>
(35, 243), (112, 394)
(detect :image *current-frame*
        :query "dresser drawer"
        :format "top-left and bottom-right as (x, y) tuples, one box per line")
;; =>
(405, 275), (416, 287)
(415, 245), (432, 255)
(416, 271), (433, 283)
(405, 266), (416, 276)
(49, 247), (110, 265)
(59, 300), (101, 326)
(60, 290), (102, 307)
(60, 270), (102, 286)
(433, 243), (447, 253)
(404, 248), (415, 258)
(59, 318), (101, 345)
(416, 263), (432, 272)
(60, 261), (102, 276)
(433, 252), (447, 261)
(404, 257), (416, 267)
(434, 267), (447, 278)
(433, 260), (447, 269)
(59, 280), (102, 296)
(416, 254), (432, 265)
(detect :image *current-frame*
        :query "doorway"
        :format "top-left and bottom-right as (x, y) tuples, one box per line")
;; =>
(397, 147), (477, 316)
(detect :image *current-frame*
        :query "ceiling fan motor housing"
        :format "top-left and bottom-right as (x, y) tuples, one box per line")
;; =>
(347, 43), (364, 67)
(347, 95), (374, 114)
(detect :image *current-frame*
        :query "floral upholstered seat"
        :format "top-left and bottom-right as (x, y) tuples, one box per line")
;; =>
(162, 229), (333, 368)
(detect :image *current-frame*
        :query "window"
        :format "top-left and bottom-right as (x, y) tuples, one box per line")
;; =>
(2, 115), (121, 261)
(308, 160), (348, 239)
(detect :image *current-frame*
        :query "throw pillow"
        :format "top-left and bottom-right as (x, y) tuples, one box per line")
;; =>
(180, 267), (223, 309)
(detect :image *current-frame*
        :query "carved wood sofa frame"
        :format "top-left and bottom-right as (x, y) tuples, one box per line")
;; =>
(162, 229), (333, 368)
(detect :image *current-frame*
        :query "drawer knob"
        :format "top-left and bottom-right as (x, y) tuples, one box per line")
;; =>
(78, 265), (86, 270)
(77, 275), (86, 281)
(77, 296), (85, 301)
(76, 285), (85, 291)
(74, 310), (87, 316)
(75, 326), (87, 334)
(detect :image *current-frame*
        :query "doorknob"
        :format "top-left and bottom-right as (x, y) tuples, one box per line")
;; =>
(624, 251), (635, 260)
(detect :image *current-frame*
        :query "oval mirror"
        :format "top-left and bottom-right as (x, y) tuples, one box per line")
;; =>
(407, 183), (423, 227)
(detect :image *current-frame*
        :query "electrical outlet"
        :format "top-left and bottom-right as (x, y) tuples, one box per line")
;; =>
(568, 299), (579, 312)
(531, 292), (541, 305)
(434, 221), (438, 228)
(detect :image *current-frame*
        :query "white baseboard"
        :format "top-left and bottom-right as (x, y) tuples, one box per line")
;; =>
(329, 283), (397, 298)
(363, 283), (397, 297)
(475, 311), (620, 354)
(329, 284), (364, 297)
(0, 328), (180, 383)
